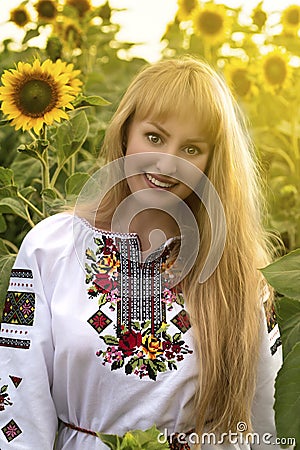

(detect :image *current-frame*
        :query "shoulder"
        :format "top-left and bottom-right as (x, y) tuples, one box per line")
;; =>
(24, 212), (73, 239)
(20, 213), (76, 257)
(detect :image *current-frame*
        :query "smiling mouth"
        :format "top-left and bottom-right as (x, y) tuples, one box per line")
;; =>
(145, 173), (177, 188)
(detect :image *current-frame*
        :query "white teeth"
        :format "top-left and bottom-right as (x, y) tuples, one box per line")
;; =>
(145, 173), (175, 188)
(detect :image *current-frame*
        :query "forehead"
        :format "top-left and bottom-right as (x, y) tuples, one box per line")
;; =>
(133, 84), (219, 145)
(132, 114), (207, 141)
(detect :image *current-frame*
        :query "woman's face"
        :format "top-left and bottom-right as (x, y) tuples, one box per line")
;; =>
(124, 114), (211, 202)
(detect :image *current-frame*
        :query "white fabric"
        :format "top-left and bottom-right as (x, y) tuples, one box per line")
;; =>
(0, 213), (282, 449)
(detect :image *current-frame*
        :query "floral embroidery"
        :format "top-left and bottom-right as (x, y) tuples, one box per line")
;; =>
(97, 321), (193, 380)
(86, 234), (193, 380)
(0, 384), (13, 411)
(1, 419), (22, 442)
(86, 235), (121, 310)
(263, 302), (282, 355)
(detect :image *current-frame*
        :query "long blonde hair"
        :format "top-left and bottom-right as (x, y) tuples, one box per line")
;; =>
(81, 57), (273, 435)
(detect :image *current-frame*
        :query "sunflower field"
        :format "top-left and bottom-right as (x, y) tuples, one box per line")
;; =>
(0, 0), (299, 446)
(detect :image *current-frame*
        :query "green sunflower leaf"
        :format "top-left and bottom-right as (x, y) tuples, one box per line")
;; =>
(0, 197), (29, 220)
(54, 110), (89, 163)
(0, 249), (16, 315)
(73, 94), (110, 107)
(274, 342), (300, 448)
(65, 172), (90, 196)
(0, 167), (14, 187)
(260, 249), (300, 300)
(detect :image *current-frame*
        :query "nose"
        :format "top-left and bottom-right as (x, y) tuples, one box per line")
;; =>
(155, 152), (177, 176)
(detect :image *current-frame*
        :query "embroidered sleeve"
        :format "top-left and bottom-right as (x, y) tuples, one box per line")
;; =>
(261, 284), (282, 356)
(0, 233), (57, 448)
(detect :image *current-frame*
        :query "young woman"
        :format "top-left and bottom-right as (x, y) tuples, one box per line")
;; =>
(0, 57), (282, 449)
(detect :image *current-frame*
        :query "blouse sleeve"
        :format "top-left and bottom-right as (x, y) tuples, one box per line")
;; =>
(250, 288), (283, 450)
(0, 226), (58, 448)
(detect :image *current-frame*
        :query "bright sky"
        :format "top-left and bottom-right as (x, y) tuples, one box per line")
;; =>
(0, 0), (298, 61)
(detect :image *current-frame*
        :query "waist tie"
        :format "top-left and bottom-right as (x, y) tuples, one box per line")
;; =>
(63, 421), (97, 437)
(63, 422), (192, 449)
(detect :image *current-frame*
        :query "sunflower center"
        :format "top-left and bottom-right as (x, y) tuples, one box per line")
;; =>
(37, 0), (57, 19)
(232, 69), (251, 97)
(198, 11), (223, 35)
(264, 57), (287, 85)
(286, 8), (300, 25)
(12, 10), (28, 26)
(17, 78), (58, 117)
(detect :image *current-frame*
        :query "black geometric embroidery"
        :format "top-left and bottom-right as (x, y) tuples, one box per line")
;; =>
(1, 419), (22, 442)
(0, 337), (30, 350)
(10, 269), (33, 279)
(2, 292), (35, 326)
(171, 309), (191, 333)
(264, 303), (277, 333)
(88, 310), (112, 333)
(9, 376), (22, 389)
(271, 337), (282, 356)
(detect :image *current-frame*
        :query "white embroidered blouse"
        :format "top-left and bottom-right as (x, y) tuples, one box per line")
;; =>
(0, 213), (282, 449)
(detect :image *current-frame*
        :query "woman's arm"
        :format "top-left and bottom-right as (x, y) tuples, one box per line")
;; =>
(0, 227), (58, 448)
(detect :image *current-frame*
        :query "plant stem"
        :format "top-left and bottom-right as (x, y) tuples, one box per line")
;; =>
(17, 192), (44, 219)
(2, 239), (19, 254)
(24, 206), (35, 228)
(70, 154), (76, 176)
(40, 126), (50, 216)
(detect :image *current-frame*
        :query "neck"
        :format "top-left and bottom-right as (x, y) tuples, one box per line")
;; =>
(117, 208), (179, 254)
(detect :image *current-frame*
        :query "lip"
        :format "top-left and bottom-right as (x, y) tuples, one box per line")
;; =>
(144, 172), (178, 189)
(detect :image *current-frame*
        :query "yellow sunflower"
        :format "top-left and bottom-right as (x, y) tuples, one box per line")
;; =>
(281, 5), (300, 35)
(260, 49), (292, 93)
(66, 0), (91, 17)
(35, 0), (58, 21)
(10, 6), (31, 27)
(52, 59), (83, 95)
(55, 17), (83, 49)
(177, 0), (198, 22)
(192, 3), (231, 45)
(224, 60), (257, 100)
(0, 59), (82, 134)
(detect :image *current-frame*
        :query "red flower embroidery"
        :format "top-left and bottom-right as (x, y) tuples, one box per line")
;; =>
(0, 385), (13, 411)
(118, 330), (142, 357)
(94, 273), (117, 292)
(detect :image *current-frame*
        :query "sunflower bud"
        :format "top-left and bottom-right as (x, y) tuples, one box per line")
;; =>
(99, 2), (111, 22)
(46, 36), (63, 61)
(252, 8), (267, 29)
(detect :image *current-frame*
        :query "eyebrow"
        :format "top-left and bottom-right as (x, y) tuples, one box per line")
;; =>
(147, 121), (208, 143)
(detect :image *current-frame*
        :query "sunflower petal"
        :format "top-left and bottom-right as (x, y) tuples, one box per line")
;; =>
(0, 57), (82, 132)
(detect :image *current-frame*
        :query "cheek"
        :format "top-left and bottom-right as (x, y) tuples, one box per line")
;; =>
(177, 162), (205, 191)
(126, 174), (144, 194)
(125, 133), (145, 156)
